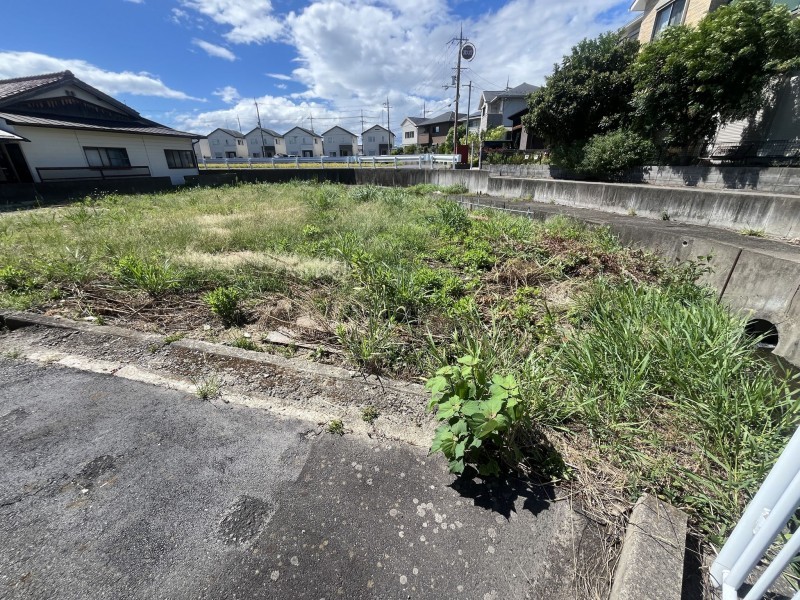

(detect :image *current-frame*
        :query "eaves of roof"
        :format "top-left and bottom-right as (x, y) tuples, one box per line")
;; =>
(0, 112), (201, 138)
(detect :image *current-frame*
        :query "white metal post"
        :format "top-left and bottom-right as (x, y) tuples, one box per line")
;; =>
(711, 426), (800, 588)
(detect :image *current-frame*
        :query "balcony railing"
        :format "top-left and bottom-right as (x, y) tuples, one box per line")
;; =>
(706, 140), (800, 166)
(36, 166), (151, 182)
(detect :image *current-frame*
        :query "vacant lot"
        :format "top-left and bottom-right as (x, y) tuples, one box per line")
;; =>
(1, 181), (797, 547)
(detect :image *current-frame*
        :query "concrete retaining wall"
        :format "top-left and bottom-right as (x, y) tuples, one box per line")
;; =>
(0, 177), (175, 208)
(486, 164), (800, 195)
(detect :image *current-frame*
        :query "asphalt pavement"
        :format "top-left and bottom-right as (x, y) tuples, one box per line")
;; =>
(0, 356), (600, 599)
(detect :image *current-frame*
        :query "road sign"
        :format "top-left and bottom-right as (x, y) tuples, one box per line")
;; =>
(461, 43), (476, 62)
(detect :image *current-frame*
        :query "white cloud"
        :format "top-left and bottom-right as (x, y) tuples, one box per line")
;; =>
(267, 73), (293, 81)
(213, 85), (241, 104)
(275, 83), (287, 90)
(192, 38), (237, 61)
(0, 51), (202, 101)
(278, 0), (629, 133)
(180, 0), (283, 44)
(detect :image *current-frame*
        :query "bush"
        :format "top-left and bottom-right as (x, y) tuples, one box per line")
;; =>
(577, 129), (655, 181)
(426, 355), (525, 476)
(204, 286), (241, 326)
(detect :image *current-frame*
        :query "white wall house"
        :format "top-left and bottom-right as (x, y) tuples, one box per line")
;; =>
(206, 128), (248, 159)
(362, 124), (395, 156)
(245, 127), (286, 157)
(321, 126), (358, 157)
(478, 83), (538, 132)
(283, 126), (323, 157)
(0, 71), (200, 185)
(193, 138), (211, 161)
(400, 117), (425, 150)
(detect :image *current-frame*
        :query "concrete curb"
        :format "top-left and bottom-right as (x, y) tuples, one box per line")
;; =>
(610, 494), (689, 600)
(0, 309), (424, 397)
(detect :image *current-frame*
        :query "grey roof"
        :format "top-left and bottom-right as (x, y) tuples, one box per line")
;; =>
(0, 71), (140, 118)
(418, 111), (466, 127)
(482, 83), (539, 103)
(0, 72), (66, 102)
(402, 116), (427, 125)
(0, 71), (201, 138)
(245, 127), (282, 138)
(321, 125), (358, 137)
(284, 126), (322, 138)
(362, 124), (394, 136)
(211, 127), (245, 138)
(0, 112), (199, 138)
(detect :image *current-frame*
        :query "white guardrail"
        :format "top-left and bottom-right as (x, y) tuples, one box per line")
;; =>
(711, 425), (800, 599)
(199, 154), (460, 170)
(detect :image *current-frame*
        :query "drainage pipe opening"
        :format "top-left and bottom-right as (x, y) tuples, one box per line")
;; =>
(745, 319), (779, 350)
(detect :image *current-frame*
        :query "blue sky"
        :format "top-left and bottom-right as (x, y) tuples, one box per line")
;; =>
(1, 0), (633, 136)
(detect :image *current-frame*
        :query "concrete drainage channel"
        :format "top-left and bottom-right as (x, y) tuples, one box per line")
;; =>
(1, 310), (693, 598)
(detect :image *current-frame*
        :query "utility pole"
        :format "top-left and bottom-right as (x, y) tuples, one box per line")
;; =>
(236, 114), (242, 132)
(453, 24), (464, 158)
(382, 97), (392, 154)
(254, 98), (266, 157)
(464, 80), (473, 164)
(309, 114), (314, 133)
(444, 25), (470, 163)
(360, 109), (365, 134)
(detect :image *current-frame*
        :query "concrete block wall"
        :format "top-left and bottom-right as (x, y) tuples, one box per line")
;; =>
(486, 165), (800, 195)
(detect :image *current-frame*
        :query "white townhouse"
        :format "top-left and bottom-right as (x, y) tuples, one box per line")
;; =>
(400, 117), (425, 150)
(283, 126), (323, 157)
(0, 71), (201, 185)
(321, 126), (358, 157)
(361, 124), (395, 156)
(206, 128), (248, 159)
(244, 127), (286, 158)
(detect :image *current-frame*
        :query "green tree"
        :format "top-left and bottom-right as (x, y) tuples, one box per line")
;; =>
(441, 125), (481, 153)
(523, 32), (640, 151)
(633, 0), (800, 151)
(483, 126), (507, 141)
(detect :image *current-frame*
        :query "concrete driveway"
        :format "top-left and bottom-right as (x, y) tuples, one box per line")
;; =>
(0, 356), (605, 599)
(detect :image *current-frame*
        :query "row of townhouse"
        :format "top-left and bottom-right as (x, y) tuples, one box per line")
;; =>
(400, 83), (538, 151)
(195, 124), (396, 160)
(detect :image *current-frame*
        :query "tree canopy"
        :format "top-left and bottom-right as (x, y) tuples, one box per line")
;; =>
(523, 32), (640, 148)
(633, 0), (800, 148)
(523, 0), (800, 171)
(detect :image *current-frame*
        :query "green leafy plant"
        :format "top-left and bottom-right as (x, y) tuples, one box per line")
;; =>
(194, 374), (221, 400)
(0, 266), (35, 292)
(426, 355), (525, 476)
(327, 419), (345, 435)
(578, 129), (655, 181)
(361, 405), (380, 424)
(203, 286), (241, 326)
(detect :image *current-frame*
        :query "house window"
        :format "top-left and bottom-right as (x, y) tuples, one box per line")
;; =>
(275, 138), (279, 144)
(368, 136), (375, 142)
(237, 139), (244, 145)
(84, 147), (130, 168)
(652, 0), (686, 39)
(434, 126), (440, 133)
(164, 149), (196, 169)
(405, 131), (415, 139)
(314, 138), (318, 144)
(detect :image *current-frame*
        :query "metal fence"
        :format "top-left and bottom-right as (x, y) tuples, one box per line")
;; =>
(710, 425), (800, 600)
(198, 154), (460, 170)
